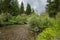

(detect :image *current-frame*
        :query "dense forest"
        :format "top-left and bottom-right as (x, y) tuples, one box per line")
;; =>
(0, 0), (60, 40)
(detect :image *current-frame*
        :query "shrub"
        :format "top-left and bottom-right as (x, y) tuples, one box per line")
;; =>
(27, 14), (54, 33)
(20, 14), (28, 24)
(0, 13), (28, 26)
(0, 13), (6, 26)
(8, 16), (17, 25)
(9, 14), (27, 25)
(27, 15), (40, 32)
(0, 13), (13, 26)
(36, 16), (60, 40)
(15, 15), (25, 24)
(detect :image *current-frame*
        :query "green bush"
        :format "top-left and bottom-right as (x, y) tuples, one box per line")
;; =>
(20, 14), (28, 24)
(9, 14), (27, 25)
(8, 16), (17, 24)
(15, 15), (25, 24)
(0, 13), (28, 26)
(27, 14), (40, 31)
(27, 14), (54, 32)
(36, 15), (60, 40)
(0, 13), (6, 26)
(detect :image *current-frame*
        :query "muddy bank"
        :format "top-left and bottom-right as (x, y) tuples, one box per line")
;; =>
(0, 25), (36, 40)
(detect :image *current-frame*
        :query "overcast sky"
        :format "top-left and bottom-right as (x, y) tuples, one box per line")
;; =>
(18, 0), (47, 13)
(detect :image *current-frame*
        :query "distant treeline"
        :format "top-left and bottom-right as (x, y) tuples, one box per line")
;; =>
(0, 0), (34, 16)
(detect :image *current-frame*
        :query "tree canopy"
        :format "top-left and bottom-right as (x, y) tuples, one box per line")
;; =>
(47, 0), (60, 17)
(25, 3), (31, 15)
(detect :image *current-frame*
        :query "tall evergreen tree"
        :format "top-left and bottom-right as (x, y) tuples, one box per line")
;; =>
(0, 0), (12, 13)
(25, 3), (31, 15)
(0, 0), (19, 16)
(20, 2), (24, 14)
(10, 0), (19, 16)
(47, 0), (59, 17)
(0, 0), (8, 13)
(4, 0), (11, 13)
(0, 0), (2, 13)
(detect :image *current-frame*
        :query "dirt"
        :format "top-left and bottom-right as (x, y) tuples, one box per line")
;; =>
(0, 25), (36, 40)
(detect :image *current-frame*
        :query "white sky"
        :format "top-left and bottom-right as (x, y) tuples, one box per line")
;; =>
(18, 0), (47, 13)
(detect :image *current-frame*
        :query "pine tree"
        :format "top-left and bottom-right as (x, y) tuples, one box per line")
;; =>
(47, 0), (59, 18)
(0, 0), (19, 16)
(0, 0), (12, 13)
(10, 0), (19, 16)
(20, 2), (24, 15)
(25, 3), (31, 15)
(0, 0), (2, 13)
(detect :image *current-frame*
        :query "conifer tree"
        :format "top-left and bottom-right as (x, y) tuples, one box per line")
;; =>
(47, 0), (59, 17)
(0, 0), (19, 16)
(0, 0), (11, 13)
(20, 2), (24, 14)
(25, 3), (31, 15)
(10, 0), (19, 16)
